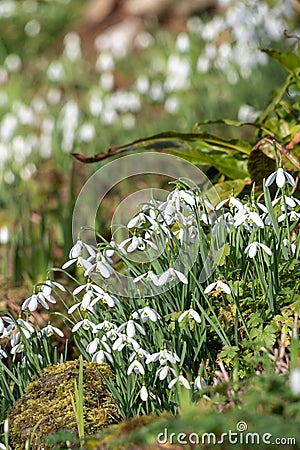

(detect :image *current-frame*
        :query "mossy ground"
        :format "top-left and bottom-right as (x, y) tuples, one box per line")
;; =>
(8, 360), (119, 450)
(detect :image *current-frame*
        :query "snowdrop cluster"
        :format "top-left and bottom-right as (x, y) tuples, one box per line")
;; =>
(2, 167), (298, 414)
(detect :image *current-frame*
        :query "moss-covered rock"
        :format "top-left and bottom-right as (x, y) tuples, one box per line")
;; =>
(8, 360), (119, 450)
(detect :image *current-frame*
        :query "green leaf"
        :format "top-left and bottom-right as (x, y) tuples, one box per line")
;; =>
(72, 131), (251, 179)
(261, 49), (300, 72)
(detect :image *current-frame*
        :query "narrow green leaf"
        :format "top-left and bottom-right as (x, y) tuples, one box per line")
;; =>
(261, 48), (300, 72)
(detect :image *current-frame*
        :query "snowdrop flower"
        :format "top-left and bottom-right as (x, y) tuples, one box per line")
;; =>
(216, 196), (244, 212)
(62, 240), (96, 269)
(204, 280), (231, 295)
(112, 334), (140, 351)
(86, 337), (100, 354)
(92, 348), (113, 364)
(101, 292), (120, 308)
(72, 319), (96, 333)
(105, 328), (118, 341)
(73, 282), (104, 297)
(234, 208), (264, 229)
(178, 309), (201, 323)
(5, 317), (35, 338)
(278, 210), (300, 223)
(290, 368), (300, 395)
(119, 235), (158, 253)
(127, 212), (157, 229)
(10, 341), (24, 355)
(94, 320), (116, 332)
(194, 375), (207, 391)
(40, 324), (64, 337)
(67, 301), (94, 314)
(43, 279), (66, 294)
(146, 349), (180, 365)
(156, 268), (188, 286)
(140, 385), (148, 401)
(84, 253), (113, 278)
(132, 306), (161, 323)
(283, 238), (297, 255)
(129, 348), (150, 361)
(168, 374), (190, 390)
(133, 270), (159, 285)
(21, 291), (56, 312)
(266, 167), (296, 189)
(81, 291), (99, 309)
(156, 365), (176, 380)
(127, 359), (145, 375)
(87, 337), (113, 363)
(117, 320), (145, 338)
(244, 241), (272, 258)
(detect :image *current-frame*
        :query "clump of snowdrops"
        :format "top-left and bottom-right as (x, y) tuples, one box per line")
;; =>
(1, 162), (299, 421)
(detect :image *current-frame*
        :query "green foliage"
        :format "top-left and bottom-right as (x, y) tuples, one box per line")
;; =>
(73, 39), (300, 194)
(66, 372), (300, 450)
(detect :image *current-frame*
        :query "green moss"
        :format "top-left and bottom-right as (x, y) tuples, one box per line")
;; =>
(8, 360), (119, 450)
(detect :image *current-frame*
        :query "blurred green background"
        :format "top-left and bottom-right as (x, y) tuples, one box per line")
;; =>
(0, 0), (299, 290)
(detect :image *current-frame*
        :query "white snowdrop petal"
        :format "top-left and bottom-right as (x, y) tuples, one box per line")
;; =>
(276, 168), (286, 188)
(140, 386), (148, 401)
(259, 243), (272, 256)
(204, 282), (216, 294)
(73, 284), (86, 295)
(68, 303), (80, 314)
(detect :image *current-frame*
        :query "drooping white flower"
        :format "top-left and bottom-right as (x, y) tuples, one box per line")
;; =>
(117, 320), (146, 338)
(112, 334), (140, 351)
(204, 280), (231, 295)
(234, 208), (264, 229)
(132, 306), (161, 323)
(73, 282), (104, 296)
(5, 318), (35, 338)
(266, 167), (296, 188)
(194, 375), (207, 391)
(146, 349), (180, 366)
(156, 268), (188, 286)
(62, 240), (96, 269)
(178, 309), (201, 323)
(101, 292), (120, 307)
(127, 212), (158, 229)
(84, 253), (113, 278)
(92, 349), (113, 364)
(168, 375), (190, 390)
(119, 235), (158, 253)
(133, 271), (159, 285)
(72, 319), (96, 333)
(216, 196), (244, 211)
(129, 348), (150, 361)
(140, 385), (148, 401)
(244, 241), (272, 258)
(278, 210), (300, 223)
(40, 324), (64, 337)
(21, 290), (56, 312)
(127, 359), (145, 375)
(94, 320), (116, 332)
(156, 365), (176, 380)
